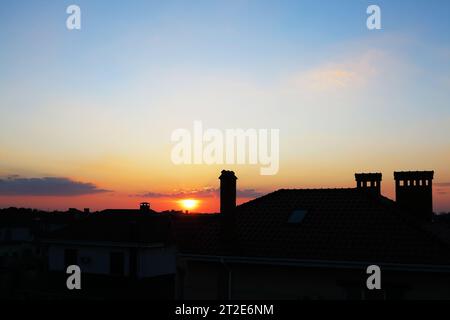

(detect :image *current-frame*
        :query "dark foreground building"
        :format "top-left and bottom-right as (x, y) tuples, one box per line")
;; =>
(174, 170), (450, 300)
(0, 208), (84, 298)
(1, 170), (450, 300)
(42, 204), (175, 299)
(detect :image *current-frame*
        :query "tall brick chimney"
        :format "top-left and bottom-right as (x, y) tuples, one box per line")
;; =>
(394, 171), (434, 222)
(219, 170), (237, 253)
(219, 170), (237, 215)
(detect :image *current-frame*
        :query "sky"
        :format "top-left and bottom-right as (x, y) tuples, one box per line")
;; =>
(0, 0), (449, 212)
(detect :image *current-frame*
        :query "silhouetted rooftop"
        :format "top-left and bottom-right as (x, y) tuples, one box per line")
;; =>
(44, 210), (172, 244)
(175, 188), (450, 266)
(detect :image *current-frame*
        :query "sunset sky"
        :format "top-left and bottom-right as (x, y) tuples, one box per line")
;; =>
(0, 0), (449, 212)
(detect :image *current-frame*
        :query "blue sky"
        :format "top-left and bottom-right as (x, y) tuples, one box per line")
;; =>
(1, 0), (448, 79)
(0, 0), (449, 211)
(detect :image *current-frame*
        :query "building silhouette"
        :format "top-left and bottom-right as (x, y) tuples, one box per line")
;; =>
(1, 169), (450, 299)
(174, 170), (450, 299)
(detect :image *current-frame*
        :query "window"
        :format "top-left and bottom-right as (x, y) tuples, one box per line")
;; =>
(110, 252), (125, 276)
(288, 210), (307, 224)
(64, 249), (78, 267)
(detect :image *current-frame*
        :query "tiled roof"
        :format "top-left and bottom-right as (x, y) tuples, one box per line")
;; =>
(173, 214), (221, 255)
(175, 188), (450, 266)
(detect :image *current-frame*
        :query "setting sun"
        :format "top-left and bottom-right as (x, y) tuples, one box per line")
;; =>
(179, 199), (199, 211)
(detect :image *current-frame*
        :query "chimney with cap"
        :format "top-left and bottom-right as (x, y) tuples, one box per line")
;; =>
(394, 171), (434, 222)
(219, 170), (238, 253)
(140, 202), (150, 212)
(355, 173), (382, 195)
(219, 170), (237, 215)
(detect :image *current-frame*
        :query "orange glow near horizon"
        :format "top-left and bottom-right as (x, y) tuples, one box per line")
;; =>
(1, 169), (450, 213)
(1, 188), (449, 214)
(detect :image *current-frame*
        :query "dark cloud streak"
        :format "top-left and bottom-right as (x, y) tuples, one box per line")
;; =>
(436, 182), (450, 187)
(0, 176), (110, 196)
(131, 188), (264, 199)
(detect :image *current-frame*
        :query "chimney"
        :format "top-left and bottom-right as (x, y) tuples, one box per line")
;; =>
(394, 171), (434, 222)
(355, 173), (382, 195)
(219, 170), (238, 254)
(140, 202), (150, 212)
(219, 170), (237, 214)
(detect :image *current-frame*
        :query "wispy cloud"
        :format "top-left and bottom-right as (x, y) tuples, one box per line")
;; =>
(0, 176), (110, 196)
(131, 187), (264, 199)
(436, 182), (450, 187)
(436, 183), (450, 195)
(132, 187), (217, 199)
(288, 49), (384, 93)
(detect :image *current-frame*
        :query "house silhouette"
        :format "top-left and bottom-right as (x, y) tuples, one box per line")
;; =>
(174, 170), (450, 300)
(1, 169), (450, 300)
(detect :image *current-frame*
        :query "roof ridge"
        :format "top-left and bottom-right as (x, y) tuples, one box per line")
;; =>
(235, 187), (372, 211)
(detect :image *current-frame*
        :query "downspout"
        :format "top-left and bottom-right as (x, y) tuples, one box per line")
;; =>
(220, 257), (232, 300)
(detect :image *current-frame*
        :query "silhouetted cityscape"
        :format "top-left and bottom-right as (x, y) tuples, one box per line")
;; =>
(2, 169), (450, 300)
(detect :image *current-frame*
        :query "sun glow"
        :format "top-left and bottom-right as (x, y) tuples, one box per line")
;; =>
(179, 199), (199, 211)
